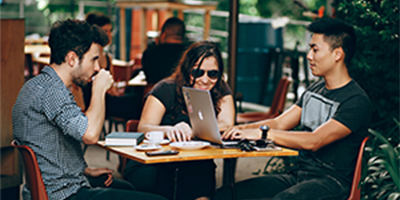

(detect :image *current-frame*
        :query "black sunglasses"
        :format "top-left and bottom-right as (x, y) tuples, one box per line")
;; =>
(191, 69), (220, 80)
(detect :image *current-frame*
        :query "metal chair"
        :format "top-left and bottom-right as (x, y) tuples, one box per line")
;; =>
(11, 140), (49, 200)
(348, 137), (369, 200)
(236, 76), (291, 124)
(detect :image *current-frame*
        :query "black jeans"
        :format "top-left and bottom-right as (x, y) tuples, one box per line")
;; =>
(66, 175), (167, 200)
(86, 175), (136, 191)
(124, 159), (216, 200)
(66, 187), (167, 200)
(214, 170), (350, 200)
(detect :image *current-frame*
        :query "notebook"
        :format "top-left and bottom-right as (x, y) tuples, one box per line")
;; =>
(105, 132), (144, 146)
(182, 86), (239, 147)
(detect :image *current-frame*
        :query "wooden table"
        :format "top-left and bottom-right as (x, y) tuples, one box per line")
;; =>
(128, 71), (147, 86)
(97, 141), (297, 200)
(97, 141), (298, 164)
(24, 44), (51, 55)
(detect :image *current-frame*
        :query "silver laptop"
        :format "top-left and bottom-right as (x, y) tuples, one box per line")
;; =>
(182, 86), (238, 146)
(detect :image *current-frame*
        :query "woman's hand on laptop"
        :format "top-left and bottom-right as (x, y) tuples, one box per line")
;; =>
(166, 122), (192, 142)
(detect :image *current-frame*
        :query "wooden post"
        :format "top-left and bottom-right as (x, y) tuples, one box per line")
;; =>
(204, 10), (211, 40)
(177, 9), (184, 20)
(157, 8), (169, 31)
(119, 8), (126, 61)
(0, 18), (24, 196)
(140, 8), (147, 53)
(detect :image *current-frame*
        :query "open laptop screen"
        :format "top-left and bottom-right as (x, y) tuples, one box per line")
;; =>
(182, 86), (224, 145)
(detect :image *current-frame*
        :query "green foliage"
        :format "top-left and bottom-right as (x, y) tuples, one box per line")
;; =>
(256, 0), (326, 19)
(36, 0), (111, 27)
(335, 1), (399, 199)
(362, 121), (400, 200)
(334, 0), (399, 135)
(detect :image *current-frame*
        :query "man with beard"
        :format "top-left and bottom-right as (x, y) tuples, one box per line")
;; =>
(12, 19), (166, 200)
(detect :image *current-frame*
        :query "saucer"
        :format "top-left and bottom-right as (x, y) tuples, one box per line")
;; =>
(135, 144), (162, 151)
(143, 139), (170, 145)
(169, 141), (210, 150)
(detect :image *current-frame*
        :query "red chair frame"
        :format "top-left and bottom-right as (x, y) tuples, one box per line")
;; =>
(348, 137), (369, 200)
(118, 119), (140, 176)
(12, 140), (49, 200)
(236, 76), (291, 124)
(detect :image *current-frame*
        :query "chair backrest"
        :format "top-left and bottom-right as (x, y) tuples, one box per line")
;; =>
(348, 137), (369, 200)
(11, 140), (49, 200)
(268, 76), (291, 117)
(69, 83), (86, 112)
(126, 119), (140, 132)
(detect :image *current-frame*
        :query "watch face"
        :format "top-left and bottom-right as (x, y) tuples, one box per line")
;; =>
(260, 125), (270, 140)
(260, 125), (269, 131)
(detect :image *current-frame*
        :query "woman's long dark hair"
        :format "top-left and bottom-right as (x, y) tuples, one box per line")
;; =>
(169, 41), (226, 118)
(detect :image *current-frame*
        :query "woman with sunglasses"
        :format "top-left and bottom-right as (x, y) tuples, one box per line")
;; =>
(123, 41), (235, 200)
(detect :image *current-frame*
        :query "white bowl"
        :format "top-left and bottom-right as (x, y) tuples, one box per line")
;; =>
(169, 141), (210, 150)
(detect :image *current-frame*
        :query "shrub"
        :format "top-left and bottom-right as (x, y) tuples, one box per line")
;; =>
(334, 0), (399, 135)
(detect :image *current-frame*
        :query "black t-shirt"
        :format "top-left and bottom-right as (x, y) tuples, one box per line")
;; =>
(148, 79), (232, 126)
(295, 79), (372, 184)
(142, 43), (187, 84)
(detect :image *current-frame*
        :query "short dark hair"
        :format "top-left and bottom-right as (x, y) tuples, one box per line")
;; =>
(307, 18), (356, 65)
(48, 19), (96, 65)
(85, 12), (111, 27)
(161, 17), (186, 40)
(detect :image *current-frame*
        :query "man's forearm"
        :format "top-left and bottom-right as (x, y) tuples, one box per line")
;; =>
(82, 89), (106, 144)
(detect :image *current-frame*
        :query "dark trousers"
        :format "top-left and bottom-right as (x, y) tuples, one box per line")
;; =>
(66, 187), (167, 200)
(66, 175), (166, 200)
(124, 159), (216, 200)
(214, 170), (350, 200)
(86, 175), (136, 190)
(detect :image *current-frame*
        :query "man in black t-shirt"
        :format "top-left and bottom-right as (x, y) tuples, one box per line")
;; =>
(216, 18), (372, 200)
(142, 17), (187, 84)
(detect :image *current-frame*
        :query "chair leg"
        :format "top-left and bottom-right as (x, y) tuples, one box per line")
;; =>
(101, 123), (107, 140)
(106, 120), (114, 161)
(82, 144), (88, 154)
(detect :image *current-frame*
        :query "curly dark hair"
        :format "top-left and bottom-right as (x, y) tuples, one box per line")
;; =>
(85, 12), (111, 27)
(169, 41), (226, 117)
(48, 19), (96, 65)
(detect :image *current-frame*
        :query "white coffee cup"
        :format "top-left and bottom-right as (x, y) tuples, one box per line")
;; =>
(146, 131), (164, 143)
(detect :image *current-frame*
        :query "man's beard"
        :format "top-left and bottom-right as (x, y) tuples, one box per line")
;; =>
(72, 63), (91, 88)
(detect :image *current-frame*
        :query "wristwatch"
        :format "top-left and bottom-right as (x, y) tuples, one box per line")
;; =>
(259, 125), (270, 140)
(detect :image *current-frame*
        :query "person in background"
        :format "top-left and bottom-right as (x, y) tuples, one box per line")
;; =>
(215, 18), (372, 200)
(84, 12), (141, 121)
(85, 12), (113, 70)
(82, 12), (115, 109)
(124, 41), (235, 200)
(142, 17), (188, 85)
(12, 19), (166, 200)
